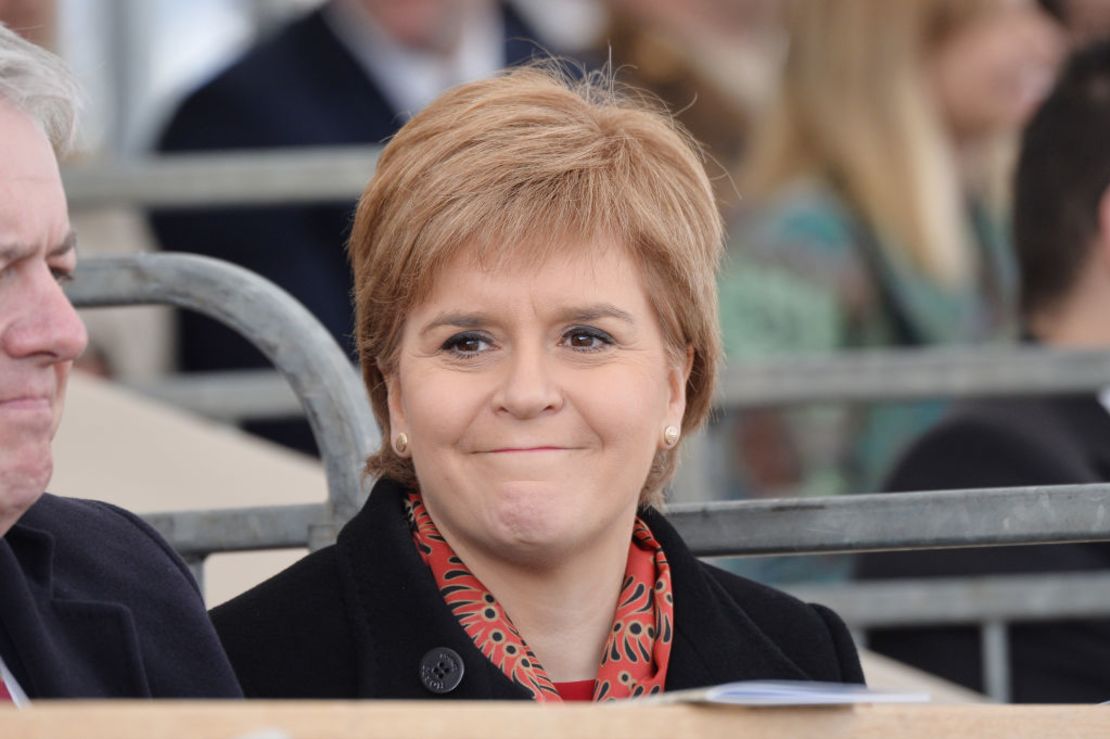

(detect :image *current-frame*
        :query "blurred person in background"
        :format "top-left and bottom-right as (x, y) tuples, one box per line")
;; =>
(149, 0), (549, 455)
(858, 41), (1110, 703)
(597, 0), (784, 206)
(0, 22), (239, 701)
(1039, 0), (1110, 45)
(0, 0), (54, 49)
(718, 0), (1063, 533)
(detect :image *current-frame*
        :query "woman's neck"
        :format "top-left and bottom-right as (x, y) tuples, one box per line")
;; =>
(951, 134), (1002, 194)
(446, 514), (637, 682)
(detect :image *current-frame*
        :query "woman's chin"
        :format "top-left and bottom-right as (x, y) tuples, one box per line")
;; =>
(479, 483), (588, 562)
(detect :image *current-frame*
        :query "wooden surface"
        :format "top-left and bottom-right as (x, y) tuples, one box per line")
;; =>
(0, 702), (1106, 739)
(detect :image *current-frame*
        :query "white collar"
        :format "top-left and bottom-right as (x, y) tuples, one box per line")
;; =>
(1098, 387), (1110, 416)
(323, 0), (505, 120)
(0, 654), (29, 707)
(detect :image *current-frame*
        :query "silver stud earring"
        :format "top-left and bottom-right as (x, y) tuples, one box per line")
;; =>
(663, 425), (680, 448)
(393, 432), (409, 456)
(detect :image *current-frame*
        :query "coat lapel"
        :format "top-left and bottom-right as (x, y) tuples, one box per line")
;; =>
(0, 517), (149, 698)
(335, 480), (532, 699)
(334, 480), (811, 697)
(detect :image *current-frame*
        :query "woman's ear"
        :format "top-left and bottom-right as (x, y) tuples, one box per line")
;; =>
(383, 365), (406, 435)
(665, 345), (695, 427)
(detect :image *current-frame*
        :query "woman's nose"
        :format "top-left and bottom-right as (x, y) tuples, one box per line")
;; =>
(492, 345), (563, 419)
(3, 270), (88, 363)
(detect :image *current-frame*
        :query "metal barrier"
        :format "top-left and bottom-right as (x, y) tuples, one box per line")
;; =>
(67, 253), (379, 582)
(119, 345), (1110, 424)
(70, 254), (1110, 704)
(787, 573), (1110, 703)
(63, 147), (379, 209)
(716, 346), (1110, 406)
(62, 149), (1110, 704)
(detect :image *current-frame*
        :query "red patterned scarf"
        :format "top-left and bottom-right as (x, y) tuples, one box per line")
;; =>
(405, 492), (674, 701)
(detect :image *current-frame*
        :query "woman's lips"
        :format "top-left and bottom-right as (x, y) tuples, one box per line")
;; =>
(486, 446), (568, 453)
(0, 396), (51, 411)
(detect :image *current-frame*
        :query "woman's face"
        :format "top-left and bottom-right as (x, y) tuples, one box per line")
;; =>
(929, 0), (1064, 142)
(386, 239), (688, 567)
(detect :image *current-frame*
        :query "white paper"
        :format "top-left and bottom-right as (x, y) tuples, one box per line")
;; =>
(640, 680), (930, 706)
(0, 655), (30, 708)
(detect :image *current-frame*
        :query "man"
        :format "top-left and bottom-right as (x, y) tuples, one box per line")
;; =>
(150, 0), (547, 454)
(0, 24), (240, 701)
(857, 42), (1110, 702)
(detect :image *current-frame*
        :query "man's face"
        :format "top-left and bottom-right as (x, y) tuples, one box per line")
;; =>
(0, 99), (86, 536)
(356, 0), (487, 53)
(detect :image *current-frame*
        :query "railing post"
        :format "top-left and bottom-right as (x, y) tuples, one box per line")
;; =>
(981, 620), (1011, 703)
(184, 554), (207, 598)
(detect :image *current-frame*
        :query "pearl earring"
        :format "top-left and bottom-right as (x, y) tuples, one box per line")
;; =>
(393, 432), (409, 455)
(663, 425), (680, 448)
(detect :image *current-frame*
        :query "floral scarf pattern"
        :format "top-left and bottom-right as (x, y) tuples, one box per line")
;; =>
(405, 492), (674, 701)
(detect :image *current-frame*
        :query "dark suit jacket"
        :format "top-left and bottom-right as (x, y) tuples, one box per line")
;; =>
(211, 477), (863, 698)
(150, 3), (543, 453)
(0, 494), (241, 698)
(856, 393), (1110, 702)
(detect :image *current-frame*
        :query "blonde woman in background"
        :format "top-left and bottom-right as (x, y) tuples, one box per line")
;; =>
(719, 0), (1064, 525)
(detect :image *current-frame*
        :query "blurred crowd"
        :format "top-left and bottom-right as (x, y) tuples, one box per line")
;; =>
(6, 0), (1110, 699)
(1, 2), (1099, 502)
(0, 0), (1096, 502)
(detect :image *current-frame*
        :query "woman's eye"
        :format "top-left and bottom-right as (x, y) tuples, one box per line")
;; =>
(442, 332), (491, 356)
(563, 327), (614, 352)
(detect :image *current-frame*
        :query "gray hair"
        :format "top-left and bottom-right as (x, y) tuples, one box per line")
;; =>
(0, 23), (80, 156)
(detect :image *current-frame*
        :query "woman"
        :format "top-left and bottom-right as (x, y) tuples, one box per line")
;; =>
(720, 0), (1064, 505)
(211, 65), (863, 700)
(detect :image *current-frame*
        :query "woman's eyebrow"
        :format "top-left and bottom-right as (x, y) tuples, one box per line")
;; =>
(555, 304), (636, 324)
(420, 304), (635, 336)
(420, 311), (490, 335)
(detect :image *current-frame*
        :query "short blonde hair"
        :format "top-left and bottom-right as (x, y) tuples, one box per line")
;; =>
(349, 64), (723, 507)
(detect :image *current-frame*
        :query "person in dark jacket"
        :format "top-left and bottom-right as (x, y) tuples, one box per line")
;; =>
(0, 24), (240, 701)
(211, 65), (864, 700)
(857, 42), (1110, 702)
(150, 0), (546, 454)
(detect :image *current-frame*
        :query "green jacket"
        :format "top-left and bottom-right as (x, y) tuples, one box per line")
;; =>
(720, 178), (1017, 496)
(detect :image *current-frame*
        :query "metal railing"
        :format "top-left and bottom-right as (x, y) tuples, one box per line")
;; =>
(68, 253), (379, 580)
(787, 573), (1110, 703)
(118, 345), (1110, 424)
(63, 146), (379, 209)
(69, 247), (1110, 704)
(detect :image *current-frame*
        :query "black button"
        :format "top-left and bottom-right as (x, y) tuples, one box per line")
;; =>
(419, 647), (465, 694)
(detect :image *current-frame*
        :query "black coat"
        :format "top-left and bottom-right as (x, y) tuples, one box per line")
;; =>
(211, 478), (863, 698)
(149, 3), (545, 453)
(0, 494), (241, 699)
(856, 393), (1110, 702)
